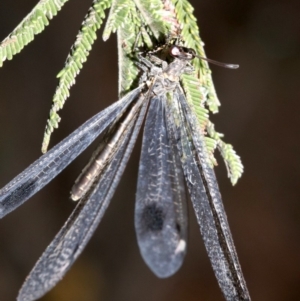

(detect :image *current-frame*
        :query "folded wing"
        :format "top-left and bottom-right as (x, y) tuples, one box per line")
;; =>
(166, 87), (251, 301)
(0, 87), (142, 219)
(135, 95), (188, 278)
(17, 94), (149, 301)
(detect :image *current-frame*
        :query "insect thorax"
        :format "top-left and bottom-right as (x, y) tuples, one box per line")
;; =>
(142, 56), (194, 96)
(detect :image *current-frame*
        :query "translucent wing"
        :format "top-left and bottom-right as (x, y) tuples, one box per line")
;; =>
(165, 87), (251, 301)
(0, 87), (142, 219)
(135, 95), (188, 278)
(17, 95), (149, 301)
(71, 89), (147, 201)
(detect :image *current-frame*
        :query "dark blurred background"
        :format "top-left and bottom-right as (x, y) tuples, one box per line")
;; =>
(0, 0), (299, 300)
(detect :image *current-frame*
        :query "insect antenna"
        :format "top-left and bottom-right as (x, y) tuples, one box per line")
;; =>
(196, 54), (239, 69)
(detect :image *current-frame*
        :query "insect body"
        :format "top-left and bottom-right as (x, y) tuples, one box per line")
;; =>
(0, 44), (250, 301)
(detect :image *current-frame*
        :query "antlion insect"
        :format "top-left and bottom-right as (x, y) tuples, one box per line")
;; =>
(0, 40), (251, 301)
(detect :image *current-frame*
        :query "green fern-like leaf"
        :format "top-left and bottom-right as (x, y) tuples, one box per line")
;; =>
(117, 1), (155, 96)
(0, 0), (69, 68)
(103, 0), (133, 41)
(133, 0), (169, 39)
(171, 0), (220, 113)
(219, 141), (244, 185)
(168, 0), (243, 184)
(117, 3), (141, 96)
(204, 136), (218, 166)
(206, 121), (244, 185)
(41, 0), (112, 153)
(181, 73), (209, 129)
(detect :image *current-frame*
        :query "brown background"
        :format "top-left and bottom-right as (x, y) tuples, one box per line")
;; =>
(0, 0), (299, 300)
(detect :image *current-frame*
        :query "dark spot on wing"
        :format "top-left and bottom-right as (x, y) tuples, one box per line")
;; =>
(142, 204), (165, 232)
(0, 179), (37, 218)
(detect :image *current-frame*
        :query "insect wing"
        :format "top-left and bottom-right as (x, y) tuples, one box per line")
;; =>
(0, 87), (142, 219)
(17, 95), (149, 301)
(166, 87), (251, 301)
(71, 91), (146, 200)
(135, 95), (188, 278)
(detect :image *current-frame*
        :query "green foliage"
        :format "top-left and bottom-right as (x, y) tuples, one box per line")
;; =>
(41, 0), (112, 153)
(0, 0), (70, 68)
(103, 0), (133, 41)
(133, 0), (168, 39)
(171, 0), (220, 113)
(116, 9), (141, 97)
(106, 0), (142, 96)
(181, 73), (209, 129)
(207, 122), (244, 185)
(171, 0), (243, 184)
(0, 0), (244, 184)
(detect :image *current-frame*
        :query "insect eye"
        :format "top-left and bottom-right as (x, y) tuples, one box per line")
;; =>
(169, 45), (196, 61)
(170, 45), (181, 57)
